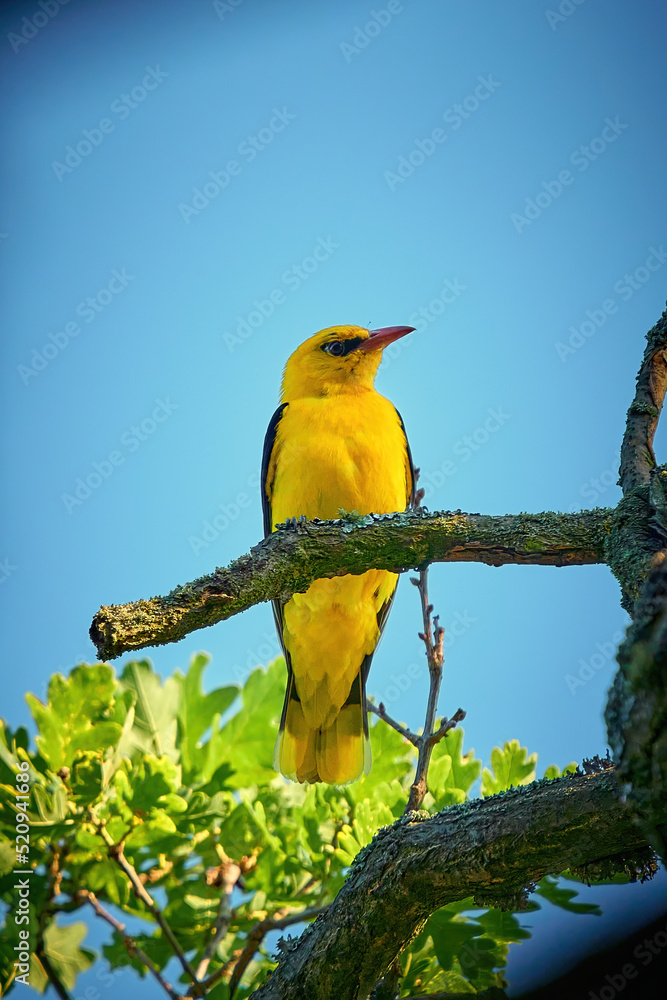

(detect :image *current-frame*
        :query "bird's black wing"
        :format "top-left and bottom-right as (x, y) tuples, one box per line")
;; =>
(394, 405), (417, 509)
(261, 402), (288, 537)
(260, 402), (295, 731)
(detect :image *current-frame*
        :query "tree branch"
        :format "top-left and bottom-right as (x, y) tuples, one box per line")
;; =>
(248, 768), (649, 1000)
(36, 845), (74, 1000)
(605, 303), (667, 858)
(193, 856), (243, 984)
(97, 827), (201, 994)
(404, 569), (464, 812)
(619, 302), (667, 493)
(81, 891), (183, 1000)
(226, 905), (327, 998)
(367, 701), (419, 746)
(90, 508), (610, 660)
(606, 547), (667, 858)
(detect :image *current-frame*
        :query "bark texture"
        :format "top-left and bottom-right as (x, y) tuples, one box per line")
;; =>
(250, 768), (651, 1000)
(605, 304), (667, 857)
(90, 509), (610, 660)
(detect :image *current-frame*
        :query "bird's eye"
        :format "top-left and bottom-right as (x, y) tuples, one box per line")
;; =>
(324, 340), (346, 357)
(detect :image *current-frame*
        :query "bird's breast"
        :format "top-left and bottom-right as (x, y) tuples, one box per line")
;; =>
(270, 392), (410, 525)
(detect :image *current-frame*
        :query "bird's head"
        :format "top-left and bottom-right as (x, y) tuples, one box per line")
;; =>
(280, 324), (415, 400)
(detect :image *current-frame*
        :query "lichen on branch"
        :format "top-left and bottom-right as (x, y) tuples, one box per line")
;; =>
(90, 508), (610, 661)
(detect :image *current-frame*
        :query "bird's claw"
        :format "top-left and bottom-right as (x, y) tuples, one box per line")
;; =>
(285, 515), (308, 531)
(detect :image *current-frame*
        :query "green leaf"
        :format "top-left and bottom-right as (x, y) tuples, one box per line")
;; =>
(481, 740), (537, 796)
(31, 782), (69, 825)
(36, 921), (95, 992)
(0, 840), (15, 876)
(85, 858), (129, 906)
(423, 904), (521, 991)
(118, 660), (180, 762)
(400, 927), (461, 995)
(426, 906), (482, 972)
(334, 797), (394, 866)
(351, 714), (414, 800)
(429, 728), (482, 809)
(205, 982), (231, 999)
(535, 875), (602, 915)
(0, 721), (30, 782)
(216, 660), (285, 788)
(544, 761), (578, 780)
(110, 754), (184, 840)
(475, 907), (531, 943)
(25, 664), (120, 771)
(175, 653), (239, 780)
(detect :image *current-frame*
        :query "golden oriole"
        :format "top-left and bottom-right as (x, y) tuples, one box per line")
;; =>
(261, 324), (415, 784)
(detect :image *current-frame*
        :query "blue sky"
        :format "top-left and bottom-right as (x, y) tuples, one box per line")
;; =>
(2, 0), (667, 994)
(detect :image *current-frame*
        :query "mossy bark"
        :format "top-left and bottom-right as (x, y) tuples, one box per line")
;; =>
(604, 304), (667, 859)
(250, 768), (651, 1000)
(90, 508), (610, 661)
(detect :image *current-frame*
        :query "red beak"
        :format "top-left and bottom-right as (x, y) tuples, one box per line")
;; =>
(358, 325), (416, 352)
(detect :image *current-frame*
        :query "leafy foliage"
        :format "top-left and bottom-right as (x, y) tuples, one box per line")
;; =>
(0, 656), (607, 998)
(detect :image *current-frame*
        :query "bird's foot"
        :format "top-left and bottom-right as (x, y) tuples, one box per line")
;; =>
(284, 515), (308, 531)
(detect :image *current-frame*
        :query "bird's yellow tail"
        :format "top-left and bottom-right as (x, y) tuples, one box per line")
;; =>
(275, 674), (371, 784)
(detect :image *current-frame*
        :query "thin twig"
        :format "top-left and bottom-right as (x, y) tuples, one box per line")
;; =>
(367, 701), (419, 746)
(224, 905), (327, 999)
(370, 566), (465, 812)
(194, 859), (241, 981)
(97, 825), (201, 993)
(81, 891), (183, 1000)
(401, 569), (464, 814)
(36, 947), (74, 1000)
(35, 843), (73, 1000)
(294, 875), (318, 897)
(430, 709), (466, 744)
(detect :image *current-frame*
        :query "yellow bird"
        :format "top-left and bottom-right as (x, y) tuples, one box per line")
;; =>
(261, 324), (416, 784)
